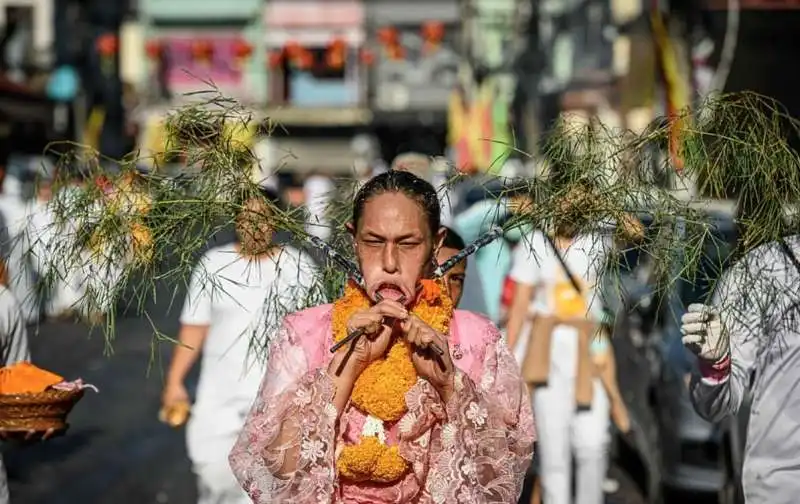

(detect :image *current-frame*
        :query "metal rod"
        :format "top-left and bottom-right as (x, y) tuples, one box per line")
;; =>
(433, 225), (504, 277)
(305, 234), (365, 287)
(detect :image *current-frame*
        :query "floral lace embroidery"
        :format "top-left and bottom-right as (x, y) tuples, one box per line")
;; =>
(229, 308), (536, 504)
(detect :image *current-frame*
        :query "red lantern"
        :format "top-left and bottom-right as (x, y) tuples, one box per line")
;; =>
(386, 44), (406, 61)
(359, 48), (375, 66)
(326, 48), (345, 69)
(191, 40), (214, 62)
(145, 39), (162, 60)
(285, 41), (302, 58)
(268, 50), (284, 68)
(329, 37), (346, 52)
(377, 27), (399, 46)
(421, 21), (445, 55)
(326, 38), (346, 69)
(295, 49), (314, 70)
(96, 33), (119, 57)
(232, 38), (253, 60)
(421, 21), (445, 43)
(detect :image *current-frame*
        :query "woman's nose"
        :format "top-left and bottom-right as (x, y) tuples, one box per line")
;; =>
(382, 244), (399, 273)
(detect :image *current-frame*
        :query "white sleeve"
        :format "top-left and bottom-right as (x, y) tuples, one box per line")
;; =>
(0, 290), (30, 365)
(180, 254), (213, 326)
(509, 231), (547, 286)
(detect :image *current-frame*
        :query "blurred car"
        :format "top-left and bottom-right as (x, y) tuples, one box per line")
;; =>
(609, 209), (746, 504)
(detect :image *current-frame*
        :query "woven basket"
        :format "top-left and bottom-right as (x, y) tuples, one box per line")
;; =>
(0, 389), (85, 432)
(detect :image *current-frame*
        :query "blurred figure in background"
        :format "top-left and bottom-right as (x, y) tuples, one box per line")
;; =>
(302, 171), (334, 241)
(351, 134), (386, 183)
(25, 163), (86, 319)
(391, 152), (456, 227)
(0, 257), (30, 503)
(0, 151), (38, 323)
(161, 187), (318, 504)
(452, 178), (532, 324)
(506, 190), (635, 504)
(506, 216), (612, 504)
(436, 227), (467, 307)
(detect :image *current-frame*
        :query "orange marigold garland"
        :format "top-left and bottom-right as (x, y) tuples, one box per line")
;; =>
(332, 278), (454, 484)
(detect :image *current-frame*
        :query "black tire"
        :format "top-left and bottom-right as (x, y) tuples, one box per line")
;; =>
(719, 435), (745, 504)
(618, 409), (663, 504)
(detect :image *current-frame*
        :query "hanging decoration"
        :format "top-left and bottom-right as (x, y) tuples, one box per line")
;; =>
(96, 33), (118, 77)
(651, 6), (689, 173)
(145, 39), (162, 61)
(191, 40), (214, 66)
(232, 38), (253, 69)
(268, 50), (284, 69)
(421, 21), (445, 55)
(377, 26), (404, 61)
(386, 44), (406, 61)
(297, 48), (314, 70)
(376, 26), (399, 47)
(326, 38), (347, 70)
(285, 42), (314, 70)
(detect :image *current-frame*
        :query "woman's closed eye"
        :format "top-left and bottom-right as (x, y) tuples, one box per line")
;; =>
(398, 240), (422, 249)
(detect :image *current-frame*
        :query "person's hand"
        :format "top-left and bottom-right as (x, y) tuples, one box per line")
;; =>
(681, 303), (730, 362)
(401, 315), (455, 402)
(339, 299), (409, 375)
(0, 428), (58, 442)
(160, 381), (191, 427)
(162, 381), (189, 409)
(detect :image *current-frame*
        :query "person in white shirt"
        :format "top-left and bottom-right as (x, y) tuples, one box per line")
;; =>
(0, 159), (38, 323)
(681, 235), (800, 504)
(0, 279), (31, 503)
(506, 224), (613, 504)
(161, 188), (319, 504)
(24, 169), (87, 319)
(302, 172), (334, 241)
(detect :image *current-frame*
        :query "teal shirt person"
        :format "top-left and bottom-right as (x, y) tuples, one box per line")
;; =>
(453, 198), (530, 324)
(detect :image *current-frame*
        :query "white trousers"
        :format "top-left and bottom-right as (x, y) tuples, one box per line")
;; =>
(194, 462), (250, 504)
(187, 404), (251, 504)
(516, 324), (611, 504)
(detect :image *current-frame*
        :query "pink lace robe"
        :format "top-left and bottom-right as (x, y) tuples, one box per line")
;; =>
(229, 305), (536, 503)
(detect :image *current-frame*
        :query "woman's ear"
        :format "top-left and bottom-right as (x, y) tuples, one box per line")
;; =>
(346, 222), (357, 250)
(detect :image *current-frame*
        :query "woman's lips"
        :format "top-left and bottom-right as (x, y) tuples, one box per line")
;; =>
(376, 284), (405, 302)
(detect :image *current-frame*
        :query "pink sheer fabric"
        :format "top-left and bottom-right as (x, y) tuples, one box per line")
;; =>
(229, 305), (536, 503)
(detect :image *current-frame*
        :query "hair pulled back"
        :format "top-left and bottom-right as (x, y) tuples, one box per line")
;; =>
(353, 170), (440, 235)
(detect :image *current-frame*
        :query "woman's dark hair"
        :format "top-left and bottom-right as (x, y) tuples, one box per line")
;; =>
(353, 170), (441, 234)
(441, 226), (465, 251)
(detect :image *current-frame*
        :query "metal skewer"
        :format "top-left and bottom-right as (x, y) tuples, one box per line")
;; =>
(329, 291), (445, 356)
(306, 234), (365, 288)
(432, 225), (504, 278)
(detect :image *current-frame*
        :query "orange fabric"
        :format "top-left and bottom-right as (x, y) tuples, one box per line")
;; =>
(0, 362), (64, 394)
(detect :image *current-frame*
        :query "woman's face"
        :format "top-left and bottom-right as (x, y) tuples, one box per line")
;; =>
(236, 197), (274, 254)
(352, 192), (436, 305)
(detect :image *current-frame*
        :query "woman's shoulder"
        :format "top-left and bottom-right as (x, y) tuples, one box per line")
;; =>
(284, 303), (334, 329)
(452, 309), (501, 344)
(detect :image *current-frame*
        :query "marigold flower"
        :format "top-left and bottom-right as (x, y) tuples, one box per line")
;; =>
(332, 278), (454, 484)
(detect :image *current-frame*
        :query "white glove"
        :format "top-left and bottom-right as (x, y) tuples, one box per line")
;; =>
(680, 303), (730, 362)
